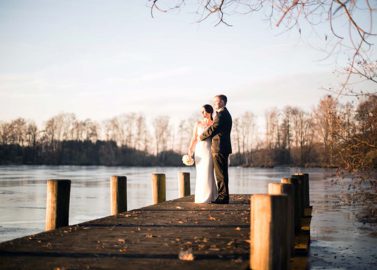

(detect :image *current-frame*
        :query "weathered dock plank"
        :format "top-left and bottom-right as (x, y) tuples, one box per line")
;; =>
(0, 195), (250, 270)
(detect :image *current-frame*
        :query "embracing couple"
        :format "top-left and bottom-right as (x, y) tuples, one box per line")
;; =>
(188, 94), (232, 204)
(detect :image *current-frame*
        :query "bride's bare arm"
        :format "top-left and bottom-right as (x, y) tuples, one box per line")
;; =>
(188, 122), (199, 157)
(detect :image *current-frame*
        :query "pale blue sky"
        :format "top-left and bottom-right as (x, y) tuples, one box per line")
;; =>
(0, 0), (373, 128)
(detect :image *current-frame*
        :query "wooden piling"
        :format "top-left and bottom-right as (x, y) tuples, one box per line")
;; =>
(45, 179), (71, 231)
(111, 176), (127, 215)
(152, 173), (166, 204)
(250, 194), (289, 270)
(302, 173), (310, 208)
(292, 174), (305, 217)
(268, 182), (295, 256)
(178, 172), (190, 198)
(281, 177), (301, 232)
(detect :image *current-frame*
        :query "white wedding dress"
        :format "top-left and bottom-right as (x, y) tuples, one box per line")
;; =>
(194, 125), (218, 203)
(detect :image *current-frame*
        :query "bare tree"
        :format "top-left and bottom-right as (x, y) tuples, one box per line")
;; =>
(289, 107), (315, 165)
(71, 119), (99, 142)
(314, 95), (340, 165)
(151, 1), (375, 52)
(150, 0), (377, 96)
(232, 117), (241, 154)
(177, 119), (191, 154)
(43, 113), (77, 143)
(265, 108), (280, 149)
(334, 95), (377, 172)
(152, 115), (170, 155)
(0, 121), (6, 145)
(85, 119), (100, 142)
(281, 106), (294, 151)
(25, 121), (38, 147)
(135, 114), (150, 152)
(240, 111), (256, 153)
(0, 118), (29, 146)
(103, 117), (121, 144)
(8, 118), (28, 146)
(0, 122), (11, 145)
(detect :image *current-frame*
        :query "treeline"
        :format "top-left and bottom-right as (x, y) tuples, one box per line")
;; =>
(231, 94), (377, 172)
(0, 94), (376, 171)
(0, 140), (181, 166)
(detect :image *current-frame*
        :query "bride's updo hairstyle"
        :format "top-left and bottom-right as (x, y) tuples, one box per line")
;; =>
(203, 104), (214, 120)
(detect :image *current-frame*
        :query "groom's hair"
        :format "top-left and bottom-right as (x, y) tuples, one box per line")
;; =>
(216, 94), (227, 105)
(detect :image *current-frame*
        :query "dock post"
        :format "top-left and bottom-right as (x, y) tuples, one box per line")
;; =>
(152, 173), (166, 204)
(268, 182), (295, 256)
(111, 176), (127, 215)
(281, 177), (301, 232)
(250, 194), (289, 270)
(292, 174), (305, 218)
(178, 172), (190, 198)
(45, 179), (71, 231)
(302, 173), (310, 208)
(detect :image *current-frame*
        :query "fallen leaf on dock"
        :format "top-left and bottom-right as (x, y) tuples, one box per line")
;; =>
(208, 216), (216, 221)
(176, 206), (183, 209)
(209, 245), (220, 251)
(178, 248), (195, 261)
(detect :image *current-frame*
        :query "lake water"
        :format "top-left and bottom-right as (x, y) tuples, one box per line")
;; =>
(0, 165), (376, 268)
(0, 165), (321, 242)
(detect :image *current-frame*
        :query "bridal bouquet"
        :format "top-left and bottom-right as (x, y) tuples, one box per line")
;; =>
(182, 154), (194, 166)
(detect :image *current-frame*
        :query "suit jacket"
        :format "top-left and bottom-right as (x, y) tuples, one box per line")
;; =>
(200, 107), (232, 154)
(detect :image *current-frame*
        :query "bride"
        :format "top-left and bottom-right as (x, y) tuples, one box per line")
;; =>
(188, 104), (218, 203)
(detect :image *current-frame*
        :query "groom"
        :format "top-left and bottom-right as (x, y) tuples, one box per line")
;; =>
(200, 94), (232, 204)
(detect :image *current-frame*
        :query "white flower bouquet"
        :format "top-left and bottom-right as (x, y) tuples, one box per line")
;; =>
(182, 154), (194, 166)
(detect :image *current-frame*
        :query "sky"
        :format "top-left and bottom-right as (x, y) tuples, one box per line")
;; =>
(0, 0), (375, 130)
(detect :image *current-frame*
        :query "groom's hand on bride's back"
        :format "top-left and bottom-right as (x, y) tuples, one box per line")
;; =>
(200, 117), (220, 141)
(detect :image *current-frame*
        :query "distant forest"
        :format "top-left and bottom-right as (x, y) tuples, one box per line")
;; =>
(0, 95), (376, 172)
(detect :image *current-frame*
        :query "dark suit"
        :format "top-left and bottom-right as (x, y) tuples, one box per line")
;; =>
(200, 107), (232, 200)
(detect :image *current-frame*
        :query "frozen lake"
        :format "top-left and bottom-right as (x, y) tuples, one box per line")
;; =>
(1, 165), (376, 268)
(0, 165), (316, 242)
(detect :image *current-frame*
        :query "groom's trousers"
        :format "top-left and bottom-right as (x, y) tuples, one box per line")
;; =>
(212, 153), (229, 200)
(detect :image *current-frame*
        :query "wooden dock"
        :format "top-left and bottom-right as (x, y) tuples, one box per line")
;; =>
(0, 194), (309, 269)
